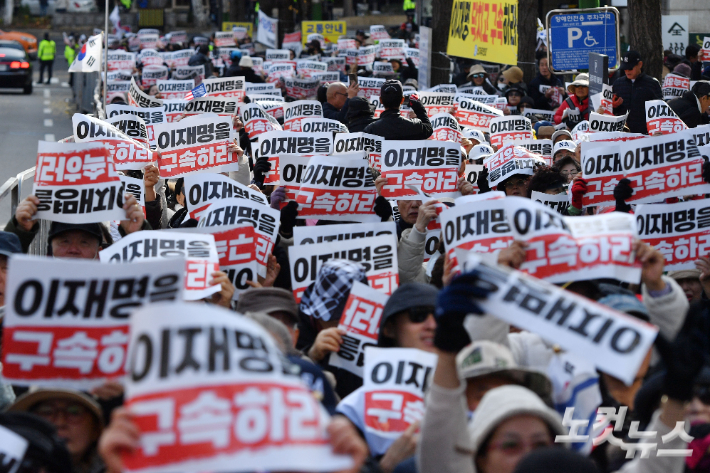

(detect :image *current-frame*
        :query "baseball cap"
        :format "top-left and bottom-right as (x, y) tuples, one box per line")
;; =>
(553, 140), (577, 158)
(380, 79), (404, 103)
(469, 143), (495, 161)
(619, 51), (642, 71)
(551, 129), (573, 143)
(0, 231), (22, 257)
(237, 287), (299, 324)
(457, 341), (552, 400)
(379, 282), (438, 346)
(47, 222), (103, 242)
(462, 127), (487, 144)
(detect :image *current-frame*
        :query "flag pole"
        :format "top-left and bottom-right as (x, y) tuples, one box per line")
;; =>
(102, 0), (109, 118)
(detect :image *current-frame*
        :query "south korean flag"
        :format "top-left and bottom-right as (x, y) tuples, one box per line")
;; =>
(69, 33), (103, 72)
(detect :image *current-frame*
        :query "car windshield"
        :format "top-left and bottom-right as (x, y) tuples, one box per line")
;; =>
(0, 41), (23, 51)
(0, 47), (25, 59)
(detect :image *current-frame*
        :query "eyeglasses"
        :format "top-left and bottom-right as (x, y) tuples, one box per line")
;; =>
(471, 73), (484, 78)
(488, 438), (552, 455)
(33, 403), (89, 423)
(506, 178), (529, 188)
(560, 170), (579, 177)
(405, 306), (435, 323)
(507, 92), (522, 97)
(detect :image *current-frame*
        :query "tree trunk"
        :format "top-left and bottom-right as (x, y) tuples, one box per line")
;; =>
(342, 0), (353, 18)
(430, 0), (453, 86)
(517, 0), (536, 84)
(628, 0), (662, 80)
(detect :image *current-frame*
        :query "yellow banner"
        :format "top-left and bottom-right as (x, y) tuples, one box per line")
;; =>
(447, 0), (518, 66)
(222, 22), (254, 38)
(301, 21), (346, 45)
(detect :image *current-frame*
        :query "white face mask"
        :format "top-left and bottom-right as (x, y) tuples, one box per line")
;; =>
(497, 82), (507, 91)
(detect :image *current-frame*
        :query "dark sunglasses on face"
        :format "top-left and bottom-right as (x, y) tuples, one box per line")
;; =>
(406, 306), (435, 323)
(471, 73), (485, 78)
(508, 92), (522, 97)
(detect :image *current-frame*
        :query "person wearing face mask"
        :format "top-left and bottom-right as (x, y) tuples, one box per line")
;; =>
(10, 389), (105, 473)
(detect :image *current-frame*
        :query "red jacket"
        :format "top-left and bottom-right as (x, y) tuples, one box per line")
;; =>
(553, 94), (590, 125)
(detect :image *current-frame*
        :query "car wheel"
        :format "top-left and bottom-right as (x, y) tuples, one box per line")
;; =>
(23, 82), (33, 94)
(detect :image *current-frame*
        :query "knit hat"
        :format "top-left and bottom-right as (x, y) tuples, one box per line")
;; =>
(378, 282), (438, 346)
(466, 385), (565, 458)
(300, 260), (368, 322)
(672, 62), (692, 78)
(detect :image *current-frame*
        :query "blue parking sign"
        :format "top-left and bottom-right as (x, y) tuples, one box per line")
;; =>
(548, 10), (618, 72)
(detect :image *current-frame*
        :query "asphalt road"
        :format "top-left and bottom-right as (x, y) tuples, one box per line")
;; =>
(0, 33), (74, 225)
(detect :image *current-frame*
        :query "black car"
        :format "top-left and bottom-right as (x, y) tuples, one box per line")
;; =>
(0, 44), (32, 94)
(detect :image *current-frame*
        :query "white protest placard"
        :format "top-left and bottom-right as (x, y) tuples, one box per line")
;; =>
(662, 73), (690, 100)
(380, 140), (461, 200)
(513, 139), (553, 165)
(240, 102), (282, 139)
(181, 97), (239, 117)
(265, 49), (291, 62)
(173, 65), (205, 82)
(184, 172), (268, 221)
(156, 79), (194, 100)
(74, 112), (153, 169)
(138, 33), (158, 50)
(2, 256), (184, 388)
(370, 25), (390, 41)
(278, 154), (312, 206)
(523, 108), (555, 123)
(313, 71), (341, 83)
(107, 50), (136, 71)
(334, 132), (383, 171)
(288, 235), (399, 302)
(283, 100), (324, 131)
(430, 112), (461, 142)
(635, 199), (710, 271)
(361, 347), (437, 450)
(464, 164), (484, 194)
(378, 39), (405, 60)
(283, 77), (320, 100)
(457, 254), (658, 386)
(372, 61), (395, 77)
(531, 190), (570, 214)
(106, 80), (131, 103)
(417, 92), (456, 117)
(201, 76), (246, 101)
(245, 82), (279, 95)
(163, 49), (193, 68)
(33, 141), (126, 223)
(294, 221), (397, 246)
(122, 302), (351, 473)
(324, 56), (346, 72)
(489, 116), (533, 148)
(0, 424), (28, 473)
(100, 231), (220, 301)
(357, 77), (386, 99)
(484, 144), (543, 188)
(454, 97), (503, 131)
(256, 130), (333, 185)
(294, 154), (378, 221)
(298, 60), (328, 78)
(502, 197), (640, 283)
(161, 100), (188, 123)
(581, 131), (710, 206)
(105, 113), (150, 149)
(427, 84), (457, 93)
(645, 99), (688, 135)
(357, 45), (377, 66)
(266, 63), (296, 83)
(329, 282), (389, 377)
(137, 49), (163, 67)
(196, 198), (280, 278)
(214, 30), (236, 47)
(107, 104), (166, 150)
(588, 111), (628, 134)
(153, 115), (236, 178)
(128, 77), (164, 108)
(107, 70), (133, 82)
(175, 225), (258, 299)
(301, 117), (349, 134)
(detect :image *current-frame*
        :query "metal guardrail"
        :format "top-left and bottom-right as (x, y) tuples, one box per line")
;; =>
(0, 167), (49, 256)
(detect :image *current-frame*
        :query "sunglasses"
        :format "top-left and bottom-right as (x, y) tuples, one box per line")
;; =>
(33, 403), (89, 423)
(405, 306), (435, 323)
(507, 92), (522, 97)
(471, 73), (485, 78)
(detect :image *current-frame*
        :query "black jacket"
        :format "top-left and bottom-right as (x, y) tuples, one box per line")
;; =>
(346, 96), (377, 132)
(527, 73), (565, 110)
(187, 52), (213, 78)
(363, 99), (433, 140)
(238, 67), (264, 83)
(612, 72), (663, 134)
(323, 99), (350, 124)
(669, 90), (709, 128)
